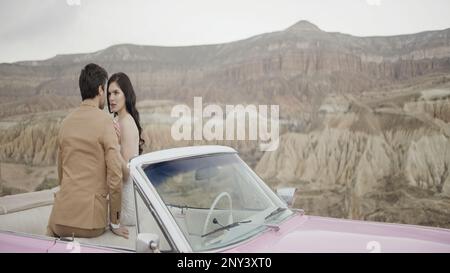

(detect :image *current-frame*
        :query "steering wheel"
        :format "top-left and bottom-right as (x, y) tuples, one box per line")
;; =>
(201, 192), (233, 242)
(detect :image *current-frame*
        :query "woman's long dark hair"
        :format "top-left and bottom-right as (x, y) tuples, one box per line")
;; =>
(107, 72), (145, 155)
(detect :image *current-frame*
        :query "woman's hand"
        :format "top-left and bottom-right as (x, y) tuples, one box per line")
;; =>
(113, 119), (121, 144)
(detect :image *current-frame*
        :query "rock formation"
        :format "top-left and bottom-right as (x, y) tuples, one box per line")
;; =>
(256, 88), (450, 228)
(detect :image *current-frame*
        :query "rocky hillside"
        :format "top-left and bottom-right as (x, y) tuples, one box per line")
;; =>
(256, 87), (450, 228)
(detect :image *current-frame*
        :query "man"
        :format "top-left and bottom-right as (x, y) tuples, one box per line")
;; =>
(47, 63), (128, 239)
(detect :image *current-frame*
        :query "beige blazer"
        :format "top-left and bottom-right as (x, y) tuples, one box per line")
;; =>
(50, 100), (123, 230)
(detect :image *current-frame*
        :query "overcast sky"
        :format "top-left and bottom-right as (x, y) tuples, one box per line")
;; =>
(1, 0), (450, 63)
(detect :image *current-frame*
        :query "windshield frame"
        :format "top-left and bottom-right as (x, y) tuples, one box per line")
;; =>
(137, 152), (293, 252)
(133, 160), (193, 252)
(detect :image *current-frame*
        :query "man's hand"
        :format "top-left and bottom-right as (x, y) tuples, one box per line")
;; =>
(111, 225), (129, 239)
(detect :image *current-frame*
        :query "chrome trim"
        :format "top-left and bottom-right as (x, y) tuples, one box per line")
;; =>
(133, 181), (178, 252)
(58, 240), (134, 253)
(292, 208), (305, 215)
(264, 224), (280, 232)
(0, 229), (56, 242)
(0, 230), (133, 252)
(130, 163), (192, 252)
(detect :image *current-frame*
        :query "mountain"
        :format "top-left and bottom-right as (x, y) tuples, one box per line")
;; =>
(1, 20), (450, 118)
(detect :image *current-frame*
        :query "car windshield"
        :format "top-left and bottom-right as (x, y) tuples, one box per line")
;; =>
(142, 153), (292, 251)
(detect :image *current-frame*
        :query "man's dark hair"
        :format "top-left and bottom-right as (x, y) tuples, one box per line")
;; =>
(78, 63), (108, 100)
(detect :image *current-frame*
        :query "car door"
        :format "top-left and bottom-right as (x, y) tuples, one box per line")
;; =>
(0, 231), (55, 253)
(46, 238), (125, 253)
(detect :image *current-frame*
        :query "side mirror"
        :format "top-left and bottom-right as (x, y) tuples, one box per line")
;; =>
(276, 187), (297, 208)
(136, 233), (161, 253)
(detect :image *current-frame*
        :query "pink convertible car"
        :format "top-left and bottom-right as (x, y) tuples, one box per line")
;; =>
(1, 146), (450, 253)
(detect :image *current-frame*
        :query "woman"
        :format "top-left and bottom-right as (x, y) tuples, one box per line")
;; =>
(107, 72), (145, 226)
